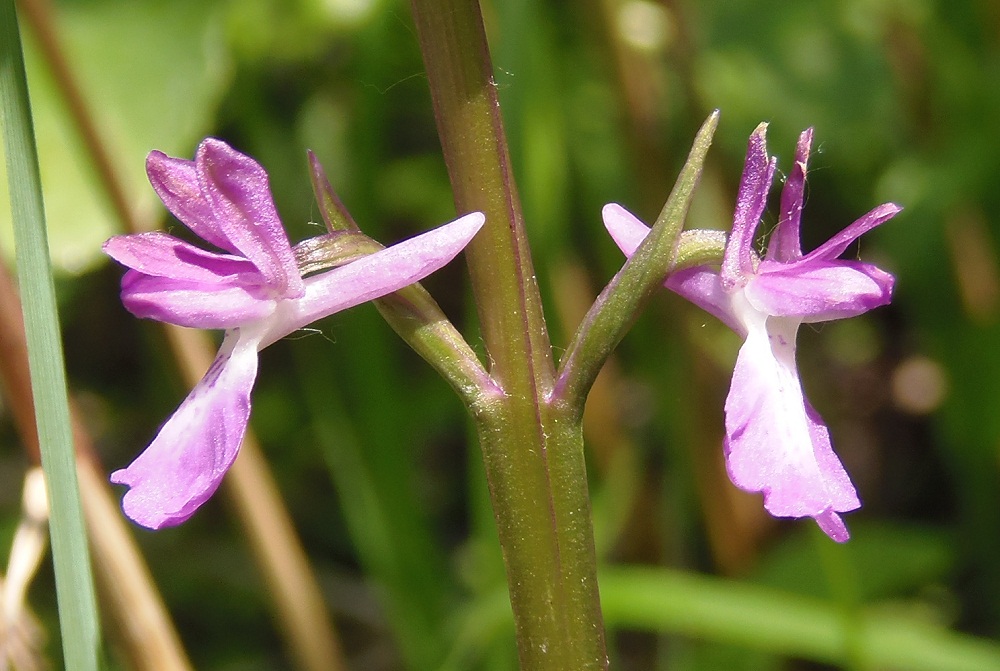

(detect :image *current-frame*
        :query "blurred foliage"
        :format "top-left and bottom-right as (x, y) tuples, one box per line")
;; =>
(2, 0), (1000, 668)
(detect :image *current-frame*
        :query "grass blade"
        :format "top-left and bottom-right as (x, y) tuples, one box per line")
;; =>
(0, 1), (102, 668)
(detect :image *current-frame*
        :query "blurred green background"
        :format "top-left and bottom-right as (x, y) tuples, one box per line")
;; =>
(2, 0), (1000, 668)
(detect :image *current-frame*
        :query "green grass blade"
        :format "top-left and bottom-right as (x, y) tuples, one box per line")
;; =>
(443, 566), (1000, 671)
(0, 2), (102, 669)
(600, 566), (1000, 671)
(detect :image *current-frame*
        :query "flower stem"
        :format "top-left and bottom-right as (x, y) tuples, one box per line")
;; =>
(410, 1), (607, 668)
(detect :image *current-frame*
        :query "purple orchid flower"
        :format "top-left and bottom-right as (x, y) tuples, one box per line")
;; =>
(104, 138), (484, 529)
(603, 124), (901, 541)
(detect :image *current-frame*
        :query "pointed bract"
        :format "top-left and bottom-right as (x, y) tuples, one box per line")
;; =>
(603, 125), (900, 541)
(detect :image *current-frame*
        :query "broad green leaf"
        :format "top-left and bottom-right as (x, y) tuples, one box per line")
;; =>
(0, 0), (230, 272)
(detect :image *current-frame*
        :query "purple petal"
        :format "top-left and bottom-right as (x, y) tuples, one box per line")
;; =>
(814, 509), (850, 542)
(111, 330), (261, 529)
(260, 212), (485, 347)
(745, 260), (894, 321)
(665, 267), (744, 336)
(121, 270), (276, 329)
(602, 203), (651, 256)
(195, 139), (305, 299)
(767, 128), (812, 262)
(722, 124), (775, 288)
(146, 151), (239, 254)
(723, 312), (859, 539)
(602, 204), (746, 334)
(802, 202), (902, 262)
(104, 232), (262, 283)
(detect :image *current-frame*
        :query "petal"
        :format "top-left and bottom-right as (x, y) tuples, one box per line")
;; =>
(746, 260), (894, 321)
(104, 232), (262, 283)
(260, 212), (485, 347)
(767, 128), (812, 262)
(665, 267), (744, 336)
(723, 305), (859, 537)
(196, 139), (305, 299)
(111, 329), (261, 529)
(602, 204), (746, 334)
(722, 124), (776, 288)
(146, 151), (239, 254)
(121, 270), (276, 329)
(602, 203), (651, 256)
(802, 202), (902, 262)
(814, 509), (850, 542)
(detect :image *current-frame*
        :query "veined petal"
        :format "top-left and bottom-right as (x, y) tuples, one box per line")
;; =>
(146, 151), (239, 254)
(802, 202), (902, 262)
(746, 260), (894, 321)
(196, 139), (305, 299)
(260, 212), (485, 347)
(602, 203), (650, 256)
(665, 267), (744, 336)
(602, 203), (745, 334)
(104, 232), (261, 283)
(111, 329), (262, 529)
(814, 509), (850, 542)
(121, 270), (276, 329)
(724, 302), (859, 541)
(768, 128), (812, 262)
(722, 124), (775, 288)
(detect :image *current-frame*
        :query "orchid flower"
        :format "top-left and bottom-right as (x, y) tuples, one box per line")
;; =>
(603, 124), (900, 541)
(104, 138), (484, 529)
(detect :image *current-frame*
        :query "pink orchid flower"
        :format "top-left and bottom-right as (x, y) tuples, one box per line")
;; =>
(104, 138), (483, 529)
(603, 124), (900, 541)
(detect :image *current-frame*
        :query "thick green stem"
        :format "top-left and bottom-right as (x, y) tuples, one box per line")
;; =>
(409, 1), (553, 387)
(410, 1), (607, 669)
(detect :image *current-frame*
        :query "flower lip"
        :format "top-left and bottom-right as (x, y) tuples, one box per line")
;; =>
(110, 327), (261, 529)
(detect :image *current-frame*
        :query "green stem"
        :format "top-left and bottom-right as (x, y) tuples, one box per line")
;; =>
(553, 113), (720, 412)
(410, 1), (606, 668)
(408, 0), (553, 388)
(0, 1), (102, 668)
